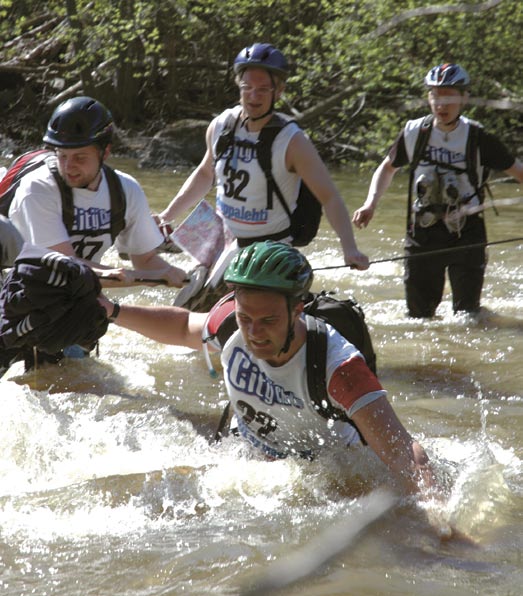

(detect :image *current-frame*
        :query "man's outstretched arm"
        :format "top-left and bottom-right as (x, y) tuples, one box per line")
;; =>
(98, 296), (207, 350)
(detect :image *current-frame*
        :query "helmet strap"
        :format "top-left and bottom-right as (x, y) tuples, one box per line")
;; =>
(248, 103), (274, 122)
(279, 297), (296, 355)
(243, 71), (277, 123)
(78, 146), (105, 190)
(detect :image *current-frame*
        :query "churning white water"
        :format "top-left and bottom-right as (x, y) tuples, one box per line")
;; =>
(1, 162), (521, 596)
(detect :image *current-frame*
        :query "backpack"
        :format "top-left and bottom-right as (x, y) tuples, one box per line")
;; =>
(407, 114), (489, 228)
(215, 112), (322, 247)
(0, 149), (127, 243)
(210, 290), (377, 442)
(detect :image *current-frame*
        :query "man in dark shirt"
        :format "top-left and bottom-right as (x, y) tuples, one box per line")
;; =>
(353, 64), (523, 317)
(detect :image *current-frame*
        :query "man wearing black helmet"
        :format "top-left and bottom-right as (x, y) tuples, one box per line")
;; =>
(9, 96), (188, 288)
(353, 63), (523, 318)
(157, 43), (368, 275)
(96, 241), (443, 502)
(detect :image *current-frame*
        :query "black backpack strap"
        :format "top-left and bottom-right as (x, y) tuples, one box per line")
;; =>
(465, 122), (479, 190)
(464, 121), (493, 209)
(305, 314), (365, 443)
(210, 308), (238, 442)
(103, 164), (127, 242)
(305, 314), (329, 405)
(256, 114), (294, 216)
(46, 155), (76, 234)
(214, 401), (231, 443)
(407, 114), (433, 231)
(410, 114), (434, 173)
(214, 112), (242, 163)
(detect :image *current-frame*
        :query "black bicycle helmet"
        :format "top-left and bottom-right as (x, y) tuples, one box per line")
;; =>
(43, 96), (113, 149)
(424, 64), (470, 90)
(233, 43), (289, 80)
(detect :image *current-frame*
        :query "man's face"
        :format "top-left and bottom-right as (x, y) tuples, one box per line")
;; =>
(235, 288), (296, 365)
(428, 87), (466, 127)
(55, 145), (106, 189)
(238, 68), (280, 120)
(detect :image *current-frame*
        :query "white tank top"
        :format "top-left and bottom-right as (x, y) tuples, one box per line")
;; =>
(404, 115), (484, 208)
(212, 106), (301, 239)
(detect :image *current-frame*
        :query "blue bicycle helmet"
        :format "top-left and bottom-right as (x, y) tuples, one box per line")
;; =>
(424, 64), (470, 89)
(43, 96), (113, 149)
(233, 43), (289, 80)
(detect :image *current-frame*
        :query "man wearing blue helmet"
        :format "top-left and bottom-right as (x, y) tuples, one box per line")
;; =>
(157, 43), (368, 293)
(8, 96), (188, 288)
(353, 63), (523, 318)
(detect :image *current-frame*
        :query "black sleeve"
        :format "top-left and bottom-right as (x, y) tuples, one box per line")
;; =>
(478, 129), (516, 171)
(388, 130), (409, 168)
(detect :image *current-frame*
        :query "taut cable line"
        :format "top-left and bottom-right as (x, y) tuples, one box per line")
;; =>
(313, 236), (523, 272)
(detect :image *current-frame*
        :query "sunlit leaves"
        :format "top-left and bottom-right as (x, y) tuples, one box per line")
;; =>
(1, 0), (522, 156)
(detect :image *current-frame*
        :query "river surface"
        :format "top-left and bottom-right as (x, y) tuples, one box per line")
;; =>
(1, 157), (522, 595)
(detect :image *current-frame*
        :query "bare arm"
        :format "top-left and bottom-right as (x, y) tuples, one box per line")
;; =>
(352, 396), (436, 496)
(48, 240), (188, 288)
(286, 132), (369, 270)
(129, 250), (188, 287)
(98, 295), (207, 350)
(158, 121), (216, 224)
(504, 157), (523, 184)
(352, 156), (399, 229)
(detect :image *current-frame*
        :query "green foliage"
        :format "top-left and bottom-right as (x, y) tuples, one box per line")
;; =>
(1, 0), (523, 160)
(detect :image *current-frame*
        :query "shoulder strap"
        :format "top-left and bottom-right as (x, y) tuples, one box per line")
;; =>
(103, 164), (127, 242)
(46, 155), (75, 233)
(256, 114), (295, 215)
(410, 114), (434, 174)
(464, 121), (488, 202)
(305, 314), (329, 408)
(305, 314), (365, 442)
(214, 112), (241, 163)
(407, 115), (433, 230)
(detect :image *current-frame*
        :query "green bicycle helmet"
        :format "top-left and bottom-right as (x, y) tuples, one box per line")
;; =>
(224, 241), (313, 298)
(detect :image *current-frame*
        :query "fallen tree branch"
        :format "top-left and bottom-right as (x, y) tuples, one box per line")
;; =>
(402, 96), (523, 113)
(294, 86), (358, 124)
(45, 56), (119, 107)
(22, 34), (65, 63)
(363, 0), (505, 40)
(3, 16), (61, 50)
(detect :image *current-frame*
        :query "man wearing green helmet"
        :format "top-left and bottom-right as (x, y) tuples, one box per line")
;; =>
(353, 63), (523, 318)
(156, 43), (368, 287)
(98, 241), (437, 497)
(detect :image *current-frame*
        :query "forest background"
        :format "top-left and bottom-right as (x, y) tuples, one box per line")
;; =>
(1, 0), (523, 168)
